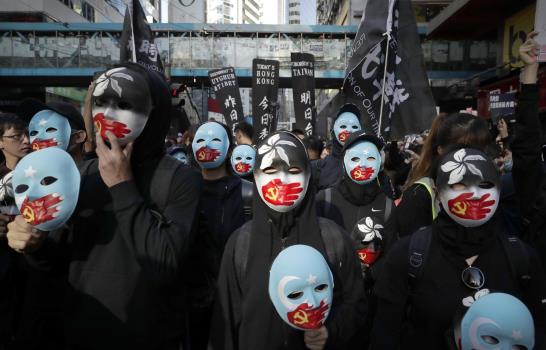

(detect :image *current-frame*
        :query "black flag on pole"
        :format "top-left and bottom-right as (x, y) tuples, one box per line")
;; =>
(343, 0), (435, 139)
(208, 67), (244, 131)
(291, 53), (316, 136)
(252, 59), (279, 143)
(120, 0), (164, 74)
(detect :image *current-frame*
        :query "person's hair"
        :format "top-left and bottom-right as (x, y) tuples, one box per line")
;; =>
(234, 121), (254, 139)
(0, 113), (26, 137)
(303, 135), (323, 154)
(405, 113), (492, 189)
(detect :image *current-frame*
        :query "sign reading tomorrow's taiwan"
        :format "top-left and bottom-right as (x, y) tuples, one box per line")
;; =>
(252, 59), (279, 143)
(291, 53), (316, 136)
(208, 67), (244, 130)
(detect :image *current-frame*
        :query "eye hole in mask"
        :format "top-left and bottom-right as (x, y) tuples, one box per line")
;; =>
(246, 157), (253, 160)
(40, 176), (57, 186)
(314, 284), (328, 293)
(340, 125), (347, 129)
(30, 130), (38, 137)
(236, 156), (242, 161)
(287, 291), (303, 300)
(367, 156), (376, 161)
(196, 138), (205, 143)
(117, 101), (132, 110)
(351, 157), (360, 162)
(352, 125), (359, 129)
(481, 335), (499, 345)
(46, 127), (57, 133)
(15, 184), (29, 194)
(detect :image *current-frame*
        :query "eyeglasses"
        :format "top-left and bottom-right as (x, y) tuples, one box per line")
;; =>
(2, 132), (28, 142)
(461, 266), (485, 290)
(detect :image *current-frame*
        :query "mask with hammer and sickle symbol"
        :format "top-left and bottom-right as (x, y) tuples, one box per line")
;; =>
(254, 131), (310, 213)
(268, 244), (334, 330)
(436, 147), (500, 228)
(12, 147), (80, 231)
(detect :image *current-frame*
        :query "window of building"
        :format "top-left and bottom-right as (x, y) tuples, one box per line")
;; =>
(82, 1), (95, 22)
(289, 11), (300, 16)
(58, 0), (74, 10)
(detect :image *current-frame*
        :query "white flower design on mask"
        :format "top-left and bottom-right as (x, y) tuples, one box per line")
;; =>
(440, 149), (486, 185)
(357, 217), (383, 242)
(257, 133), (297, 169)
(93, 68), (134, 98)
(0, 171), (13, 201)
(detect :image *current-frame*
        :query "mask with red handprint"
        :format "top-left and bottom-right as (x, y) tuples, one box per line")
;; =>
(437, 148), (500, 228)
(255, 132), (310, 213)
(12, 147), (80, 231)
(92, 67), (153, 146)
(357, 247), (381, 266)
(350, 165), (375, 182)
(286, 300), (330, 330)
(31, 138), (59, 151)
(195, 147), (221, 163)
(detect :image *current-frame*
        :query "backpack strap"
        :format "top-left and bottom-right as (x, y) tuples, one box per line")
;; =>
(323, 187), (332, 218)
(240, 179), (254, 221)
(499, 234), (531, 288)
(384, 197), (393, 222)
(414, 177), (438, 220)
(150, 155), (181, 211)
(407, 226), (433, 294)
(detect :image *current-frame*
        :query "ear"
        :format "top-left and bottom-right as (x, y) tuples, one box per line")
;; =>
(71, 130), (87, 144)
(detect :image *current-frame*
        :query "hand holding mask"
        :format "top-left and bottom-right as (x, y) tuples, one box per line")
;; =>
(12, 147), (80, 231)
(268, 245), (334, 331)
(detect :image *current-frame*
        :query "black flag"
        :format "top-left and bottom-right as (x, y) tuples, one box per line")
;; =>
(208, 67), (244, 131)
(120, 1), (164, 74)
(343, 0), (435, 139)
(252, 59), (279, 143)
(291, 53), (316, 136)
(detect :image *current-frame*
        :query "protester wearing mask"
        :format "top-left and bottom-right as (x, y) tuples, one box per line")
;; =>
(6, 62), (202, 350)
(370, 147), (546, 349)
(187, 121), (251, 350)
(315, 130), (392, 348)
(209, 131), (367, 350)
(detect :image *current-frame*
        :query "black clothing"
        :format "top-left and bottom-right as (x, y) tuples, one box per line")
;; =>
(25, 64), (203, 349)
(371, 213), (546, 350)
(312, 147), (343, 190)
(209, 180), (367, 350)
(389, 183), (433, 238)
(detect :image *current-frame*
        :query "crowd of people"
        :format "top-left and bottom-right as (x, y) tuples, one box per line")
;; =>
(0, 32), (545, 350)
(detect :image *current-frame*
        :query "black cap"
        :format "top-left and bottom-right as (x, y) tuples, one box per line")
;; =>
(342, 129), (384, 152)
(336, 103), (361, 119)
(17, 98), (85, 131)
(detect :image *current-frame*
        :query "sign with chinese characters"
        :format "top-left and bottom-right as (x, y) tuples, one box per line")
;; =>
(489, 92), (517, 123)
(208, 67), (244, 130)
(291, 53), (316, 136)
(119, 1), (164, 74)
(252, 59), (279, 143)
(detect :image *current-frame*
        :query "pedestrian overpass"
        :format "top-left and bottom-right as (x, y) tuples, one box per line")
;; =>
(0, 22), (366, 88)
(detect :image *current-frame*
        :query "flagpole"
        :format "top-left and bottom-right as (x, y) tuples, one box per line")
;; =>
(129, 1), (137, 62)
(377, 0), (396, 138)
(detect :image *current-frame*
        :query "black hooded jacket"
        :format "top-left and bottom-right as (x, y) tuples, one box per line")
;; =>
(25, 63), (202, 349)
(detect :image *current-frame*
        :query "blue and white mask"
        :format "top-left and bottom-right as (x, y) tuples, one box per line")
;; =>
(192, 122), (229, 169)
(29, 110), (71, 151)
(171, 149), (189, 165)
(268, 244), (334, 330)
(12, 147), (80, 231)
(343, 141), (381, 184)
(231, 144), (256, 176)
(459, 293), (534, 350)
(333, 112), (361, 146)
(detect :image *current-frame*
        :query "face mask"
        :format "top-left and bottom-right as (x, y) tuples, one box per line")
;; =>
(29, 110), (71, 151)
(343, 141), (381, 184)
(269, 245), (334, 330)
(92, 67), (153, 146)
(459, 293), (534, 350)
(255, 132), (310, 213)
(437, 148), (500, 228)
(352, 216), (383, 266)
(192, 122), (229, 169)
(333, 112), (361, 146)
(12, 147), (80, 231)
(231, 144), (256, 176)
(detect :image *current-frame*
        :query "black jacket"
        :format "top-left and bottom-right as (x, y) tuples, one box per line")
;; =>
(25, 63), (202, 349)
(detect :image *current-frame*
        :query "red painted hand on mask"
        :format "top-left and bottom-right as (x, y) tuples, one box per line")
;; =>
(447, 192), (496, 220)
(235, 162), (251, 174)
(195, 147), (221, 162)
(31, 138), (59, 151)
(287, 300), (329, 330)
(357, 247), (381, 266)
(350, 165), (375, 181)
(20, 194), (63, 226)
(261, 179), (303, 206)
(338, 130), (350, 143)
(94, 113), (131, 140)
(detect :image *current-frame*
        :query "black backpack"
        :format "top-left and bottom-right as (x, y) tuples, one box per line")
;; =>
(407, 226), (532, 293)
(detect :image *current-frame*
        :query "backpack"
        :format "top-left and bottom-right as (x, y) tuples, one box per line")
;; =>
(233, 217), (345, 285)
(407, 226), (532, 293)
